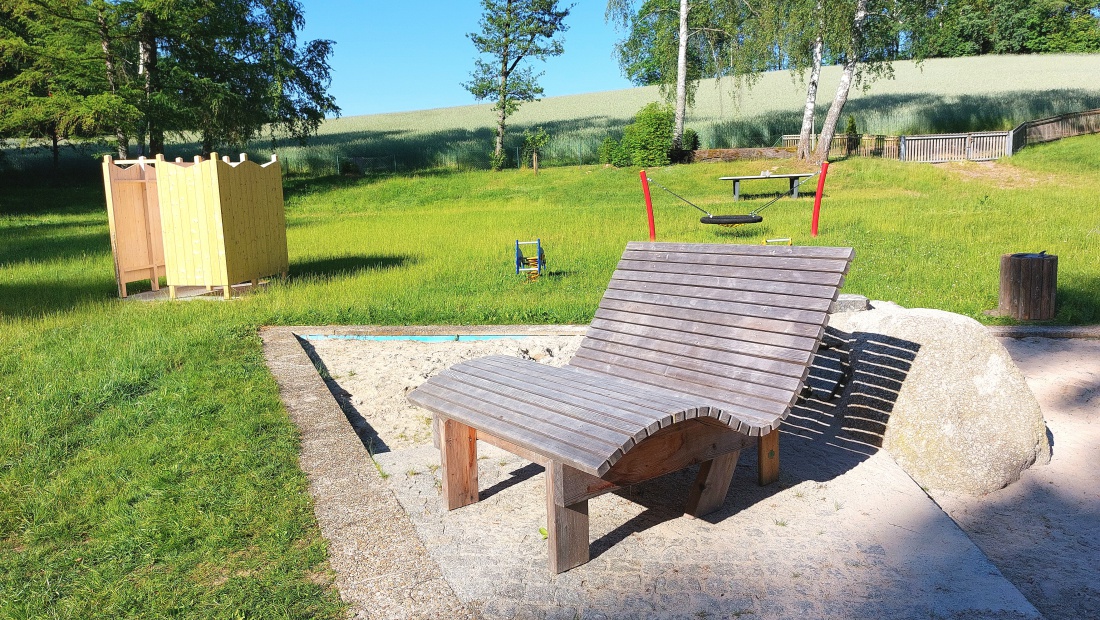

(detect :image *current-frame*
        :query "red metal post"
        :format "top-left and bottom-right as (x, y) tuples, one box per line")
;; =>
(811, 161), (829, 237)
(640, 169), (656, 241)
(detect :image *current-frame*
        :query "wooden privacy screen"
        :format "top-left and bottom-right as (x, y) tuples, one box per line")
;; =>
(101, 153), (288, 299)
(102, 156), (166, 297)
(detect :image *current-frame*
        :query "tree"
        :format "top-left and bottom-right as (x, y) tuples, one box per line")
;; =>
(0, 0), (139, 167)
(522, 126), (550, 174)
(607, 0), (734, 150)
(465, 0), (570, 170)
(812, 0), (898, 163)
(1, 0), (337, 161)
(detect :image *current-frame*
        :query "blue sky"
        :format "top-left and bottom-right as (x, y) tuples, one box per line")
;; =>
(298, 1), (635, 117)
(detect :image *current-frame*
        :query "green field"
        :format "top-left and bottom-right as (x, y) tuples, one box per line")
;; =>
(5, 54), (1100, 176)
(2, 115), (1099, 616)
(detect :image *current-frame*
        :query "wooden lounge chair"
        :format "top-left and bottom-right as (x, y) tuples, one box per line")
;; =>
(407, 241), (855, 573)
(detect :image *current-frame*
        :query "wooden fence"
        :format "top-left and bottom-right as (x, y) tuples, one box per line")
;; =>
(782, 107), (1100, 164)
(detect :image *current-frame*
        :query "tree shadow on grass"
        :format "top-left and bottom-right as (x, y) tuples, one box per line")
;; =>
(289, 254), (416, 281)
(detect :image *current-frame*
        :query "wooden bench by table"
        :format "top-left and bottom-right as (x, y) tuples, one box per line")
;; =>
(408, 241), (855, 573)
(720, 173), (814, 200)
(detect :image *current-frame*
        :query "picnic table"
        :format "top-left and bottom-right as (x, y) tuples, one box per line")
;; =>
(720, 172), (814, 200)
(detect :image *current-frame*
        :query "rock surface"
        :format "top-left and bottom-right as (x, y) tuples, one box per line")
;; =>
(828, 303), (1051, 495)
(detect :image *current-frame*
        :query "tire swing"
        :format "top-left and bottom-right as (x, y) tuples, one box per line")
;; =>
(646, 173), (818, 228)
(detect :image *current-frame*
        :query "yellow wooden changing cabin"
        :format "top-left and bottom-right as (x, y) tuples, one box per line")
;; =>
(102, 153), (289, 299)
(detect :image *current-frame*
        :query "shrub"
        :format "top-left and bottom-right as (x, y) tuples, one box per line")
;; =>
(682, 128), (700, 150)
(489, 150), (508, 171)
(621, 102), (674, 167)
(597, 136), (618, 165)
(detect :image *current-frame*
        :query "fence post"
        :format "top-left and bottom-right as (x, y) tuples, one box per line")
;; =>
(899, 136), (906, 162)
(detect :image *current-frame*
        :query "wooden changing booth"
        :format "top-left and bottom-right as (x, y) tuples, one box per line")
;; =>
(102, 153), (289, 299)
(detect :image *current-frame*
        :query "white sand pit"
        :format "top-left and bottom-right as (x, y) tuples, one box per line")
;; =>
(292, 328), (1099, 619)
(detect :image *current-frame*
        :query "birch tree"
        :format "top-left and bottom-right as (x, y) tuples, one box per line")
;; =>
(465, 0), (570, 170)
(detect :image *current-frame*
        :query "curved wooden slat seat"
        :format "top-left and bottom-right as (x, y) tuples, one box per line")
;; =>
(407, 241), (855, 573)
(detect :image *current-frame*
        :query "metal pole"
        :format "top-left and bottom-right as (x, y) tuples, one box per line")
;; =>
(811, 161), (829, 237)
(640, 170), (656, 241)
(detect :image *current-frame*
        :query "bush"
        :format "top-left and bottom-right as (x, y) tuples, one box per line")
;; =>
(682, 128), (700, 151)
(489, 150), (508, 171)
(597, 136), (618, 165)
(621, 103), (674, 167)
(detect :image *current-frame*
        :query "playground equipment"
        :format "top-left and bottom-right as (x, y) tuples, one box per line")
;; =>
(638, 161), (830, 238)
(515, 239), (546, 281)
(102, 153), (289, 299)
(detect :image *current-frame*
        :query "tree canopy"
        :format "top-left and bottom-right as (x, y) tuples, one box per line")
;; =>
(0, 0), (338, 164)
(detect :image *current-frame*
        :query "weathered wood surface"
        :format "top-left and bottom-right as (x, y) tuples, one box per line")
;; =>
(406, 242), (854, 572)
(408, 242), (854, 477)
(999, 253), (1057, 321)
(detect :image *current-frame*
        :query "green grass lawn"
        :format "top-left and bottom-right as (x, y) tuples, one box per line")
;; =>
(1, 134), (1098, 617)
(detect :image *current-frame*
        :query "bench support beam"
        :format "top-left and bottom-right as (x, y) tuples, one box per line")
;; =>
(441, 417), (479, 510)
(547, 461), (591, 574)
(685, 450), (740, 517)
(758, 429), (780, 486)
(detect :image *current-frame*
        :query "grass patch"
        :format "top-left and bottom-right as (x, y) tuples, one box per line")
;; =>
(1, 134), (1098, 616)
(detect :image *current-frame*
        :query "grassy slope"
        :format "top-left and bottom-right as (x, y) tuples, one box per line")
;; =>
(1, 133), (1098, 617)
(276, 54), (1100, 171)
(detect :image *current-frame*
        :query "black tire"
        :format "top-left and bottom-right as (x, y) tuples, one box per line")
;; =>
(700, 214), (763, 225)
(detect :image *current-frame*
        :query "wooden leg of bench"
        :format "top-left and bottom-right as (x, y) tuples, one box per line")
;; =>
(758, 429), (780, 486)
(685, 450), (740, 517)
(546, 461), (590, 574)
(440, 418), (478, 510)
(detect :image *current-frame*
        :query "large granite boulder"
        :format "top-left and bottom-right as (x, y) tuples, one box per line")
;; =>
(827, 303), (1050, 495)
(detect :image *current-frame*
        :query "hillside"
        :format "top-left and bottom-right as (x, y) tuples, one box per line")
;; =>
(283, 54), (1100, 172)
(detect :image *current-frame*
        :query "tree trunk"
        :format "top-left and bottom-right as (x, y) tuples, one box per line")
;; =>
(495, 105), (506, 161)
(98, 7), (129, 160)
(533, 151), (539, 175)
(51, 128), (60, 170)
(796, 10), (824, 161)
(813, 0), (867, 164)
(139, 12), (162, 156)
(673, 0), (689, 150)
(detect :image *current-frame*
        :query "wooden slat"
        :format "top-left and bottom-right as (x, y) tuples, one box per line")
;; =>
(621, 249), (852, 276)
(610, 271), (835, 310)
(593, 308), (818, 359)
(627, 241), (855, 261)
(475, 356), (704, 415)
(613, 260), (842, 295)
(598, 297), (826, 341)
(574, 339), (799, 404)
(588, 316), (812, 370)
(602, 286), (829, 326)
(434, 368), (643, 446)
(460, 359), (668, 433)
(568, 349), (785, 424)
(409, 388), (608, 475)
(581, 328), (805, 390)
(424, 375), (631, 457)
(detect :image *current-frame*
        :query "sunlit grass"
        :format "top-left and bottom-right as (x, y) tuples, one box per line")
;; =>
(1, 134), (1098, 616)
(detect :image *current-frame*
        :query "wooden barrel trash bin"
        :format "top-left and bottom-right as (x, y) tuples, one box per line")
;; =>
(999, 252), (1057, 320)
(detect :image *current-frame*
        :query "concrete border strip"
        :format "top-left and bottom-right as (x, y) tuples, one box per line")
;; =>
(261, 326), (476, 619)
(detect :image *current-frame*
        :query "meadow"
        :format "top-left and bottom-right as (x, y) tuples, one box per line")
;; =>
(4, 54), (1100, 177)
(2, 116), (1099, 615)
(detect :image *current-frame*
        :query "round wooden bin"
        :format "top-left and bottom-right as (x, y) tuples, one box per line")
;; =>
(999, 252), (1057, 320)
